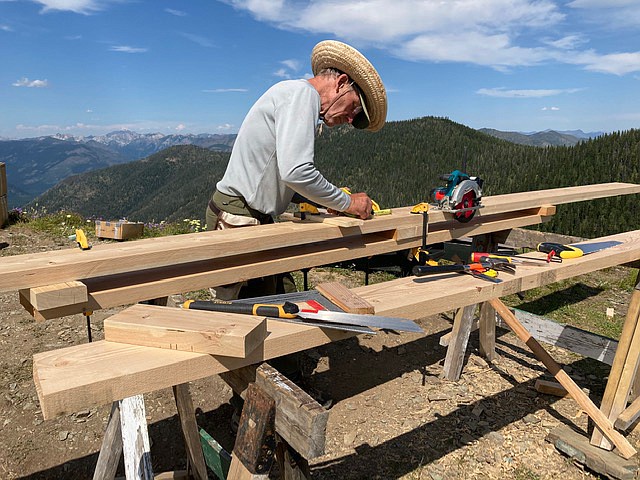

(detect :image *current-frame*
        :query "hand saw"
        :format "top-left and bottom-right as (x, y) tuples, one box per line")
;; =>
(183, 300), (423, 334)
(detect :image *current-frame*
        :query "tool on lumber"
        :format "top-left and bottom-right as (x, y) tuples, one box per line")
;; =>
(409, 202), (439, 266)
(470, 252), (543, 267)
(182, 300), (424, 333)
(430, 165), (483, 222)
(68, 228), (91, 250)
(340, 187), (391, 216)
(412, 261), (502, 283)
(537, 242), (584, 262)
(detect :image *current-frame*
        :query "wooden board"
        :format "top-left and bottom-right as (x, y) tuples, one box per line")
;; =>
(0, 194), (7, 228)
(547, 425), (638, 480)
(0, 162), (6, 197)
(34, 317), (352, 419)
(103, 304), (267, 358)
(19, 208), (556, 320)
(32, 229), (640, 419)
(315, 282), (375, 314)
(21, 281), (88, 311)
(351, 230), (640, 320)
(2, 182), (638, 293)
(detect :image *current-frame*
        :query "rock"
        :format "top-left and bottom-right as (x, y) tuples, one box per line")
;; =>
(344, 430), (357, 445)
(58, 431), (69, 441)
(523, 414), (540, 425)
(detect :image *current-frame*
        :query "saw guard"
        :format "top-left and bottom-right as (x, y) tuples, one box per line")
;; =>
(449, 179), (481, 205)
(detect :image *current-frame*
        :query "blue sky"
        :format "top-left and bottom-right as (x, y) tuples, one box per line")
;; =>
(2, 0), (640, 139)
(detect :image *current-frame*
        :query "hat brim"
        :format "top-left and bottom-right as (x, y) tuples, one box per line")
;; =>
(311, 40), (387, 132)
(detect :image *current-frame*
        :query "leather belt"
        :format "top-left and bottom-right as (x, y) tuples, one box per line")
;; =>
(208, 199), (222, 216)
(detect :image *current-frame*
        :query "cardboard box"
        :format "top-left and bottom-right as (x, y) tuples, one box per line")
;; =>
(0, 195), (7, 228)
(95, 220), (144, 240)
(0, 162), (6, 197)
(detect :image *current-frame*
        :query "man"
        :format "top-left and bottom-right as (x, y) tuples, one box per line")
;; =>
(206, 39), (387, 248)
(205, 40), (387, 413)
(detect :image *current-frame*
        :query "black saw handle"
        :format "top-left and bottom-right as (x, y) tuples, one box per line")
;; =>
(183, 300), (299, 318)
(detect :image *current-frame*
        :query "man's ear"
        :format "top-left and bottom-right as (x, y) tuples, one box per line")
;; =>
(336, 73), (349, 91)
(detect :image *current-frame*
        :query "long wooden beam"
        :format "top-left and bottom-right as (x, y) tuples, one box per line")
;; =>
(4, 182), (639, 293)
(33, 229), (640, 419)
(25, 208), (554, 319)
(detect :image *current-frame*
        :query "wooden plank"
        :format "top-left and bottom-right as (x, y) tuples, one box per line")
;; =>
(442, 304), (476, 380)
(352, 230), (640, 320)
(93, 402), (123, 480)
(220, 363), (328, 459)
(103, 304), (268, 358)
(547, 425), (638, 480)
(200, 428), (231, 480)
(0, 194), (7, 228)
(32, 229), (640, 419)
(23, 281), (88, 311)
(591, 282), (640, 449)
(616, 394), (640, 431)
(490, 297), (636, 459)
(479, 302), (497, 361)
(172, 383), (207, 480)
(228, 383), (275, 479)
(512, 309), (618, 366)
(4, 182), (636, 293)
(315, 282), (375, 314)
(0, 162), (6, 197)
(535, 379), (569, 397)
(119, 395), (153, 479)
(22, 208), (556, 319)
(34, 316), (351, 420)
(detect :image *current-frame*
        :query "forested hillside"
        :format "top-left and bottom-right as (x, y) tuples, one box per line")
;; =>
(30, 117), (640, 238)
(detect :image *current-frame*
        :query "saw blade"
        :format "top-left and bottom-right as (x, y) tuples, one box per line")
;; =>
(297, 310), (424, 333)
(453, 189), (477, 223)
(569, 240), (622, 255)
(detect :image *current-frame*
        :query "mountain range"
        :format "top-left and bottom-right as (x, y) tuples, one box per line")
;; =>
(27, 117), (639, 241)
(0, 126), (603, 209)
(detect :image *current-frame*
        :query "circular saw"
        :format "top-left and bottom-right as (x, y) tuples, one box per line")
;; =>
(431, 169), (483, 222)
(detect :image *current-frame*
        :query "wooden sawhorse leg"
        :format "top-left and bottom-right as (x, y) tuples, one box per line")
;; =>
(93, 384), (207, 480)
(591, 277), (640, 449)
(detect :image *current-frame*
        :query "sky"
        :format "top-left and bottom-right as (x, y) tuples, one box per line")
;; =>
(1, 0), (640, 139)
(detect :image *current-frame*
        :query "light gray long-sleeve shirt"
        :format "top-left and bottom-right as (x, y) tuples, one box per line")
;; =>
(216, 79), (351, 216)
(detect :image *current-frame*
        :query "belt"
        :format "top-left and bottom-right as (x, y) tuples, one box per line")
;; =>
(208, 199), (222, 216)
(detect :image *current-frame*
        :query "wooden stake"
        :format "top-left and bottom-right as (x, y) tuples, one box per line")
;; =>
(489, 297), (637, 459)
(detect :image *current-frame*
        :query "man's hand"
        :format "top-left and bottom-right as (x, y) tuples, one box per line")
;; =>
(344, 192), (373, 219)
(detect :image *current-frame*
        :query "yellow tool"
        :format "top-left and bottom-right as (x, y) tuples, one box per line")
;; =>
(69, 228), (91, 250)
(341, 187), (391, 216)
(410, 203), (437, 266)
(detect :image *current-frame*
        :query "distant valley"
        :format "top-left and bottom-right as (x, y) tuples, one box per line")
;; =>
(0, 123), (603, 209)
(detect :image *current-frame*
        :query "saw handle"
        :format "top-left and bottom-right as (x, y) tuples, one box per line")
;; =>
(537, 242), (583, 262)
(183, 300), (299, 318)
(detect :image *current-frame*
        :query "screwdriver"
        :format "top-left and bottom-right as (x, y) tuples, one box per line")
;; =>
(537, 242), (584, 262)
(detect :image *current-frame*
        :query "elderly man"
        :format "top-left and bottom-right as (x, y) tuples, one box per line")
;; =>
(206, 39), (387, 300)
(206, 41), (386, 411)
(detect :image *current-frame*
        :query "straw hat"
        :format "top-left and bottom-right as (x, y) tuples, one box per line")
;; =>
(311, 40), (387, 132)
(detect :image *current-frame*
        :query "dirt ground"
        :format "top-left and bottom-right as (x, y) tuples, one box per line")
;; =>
(1, 224), (639, 480)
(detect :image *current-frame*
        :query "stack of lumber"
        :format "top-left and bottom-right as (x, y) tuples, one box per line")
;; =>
(0, 162), (7, 227)
(32, 228), (640, 419)
(7, 183), (640, 321)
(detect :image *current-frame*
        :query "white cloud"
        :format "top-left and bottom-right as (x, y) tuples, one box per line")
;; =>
(477, 87), (583, 98)
(12, 77), (49, 88)
(1, 24), (13, 31)
(175, 124), (186, 131)
(224, 0), (640, 76)
(542, 106), (561, 111)
(202, 88), (248, 93)
(273, 68), (290, 79)
(109, 45), (147, 53)
(32, 0), (118, 15)
(179, 33), (215, 48)
(165, 8), (187, 16)
(280, 59), (300, 71)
